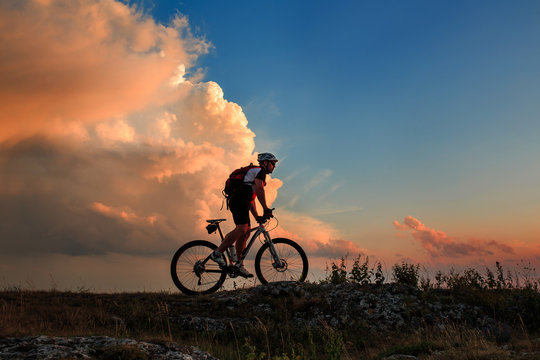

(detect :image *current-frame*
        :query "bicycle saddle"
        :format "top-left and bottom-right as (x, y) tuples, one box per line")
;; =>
(206, 219), (226, 224)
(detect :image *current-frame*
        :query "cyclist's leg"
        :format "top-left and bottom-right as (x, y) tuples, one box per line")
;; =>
(235, 228), (250, 262)
(217, 189), (251, 253)
(217, 223), (249, 253)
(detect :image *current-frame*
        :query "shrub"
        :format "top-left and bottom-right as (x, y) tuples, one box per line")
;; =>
(374, 261), (385, 285)
(392, 261), (420, 287)
(445, 268), (484, 290)
(325, 257), (348, 284)
(325, 255), (386, 285)
(349, 254), (371, 284)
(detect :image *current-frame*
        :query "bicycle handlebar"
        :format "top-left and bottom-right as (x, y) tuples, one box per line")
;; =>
(257, 208), (275, 224)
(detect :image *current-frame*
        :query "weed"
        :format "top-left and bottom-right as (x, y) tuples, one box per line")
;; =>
(349, 254), (371, 285)
(2, 260), (540, 359)
(325, 256), (348, 284)
(324, 254), (385, 285)
(392, 261), (420, 287)
(320, 321), (345, 360)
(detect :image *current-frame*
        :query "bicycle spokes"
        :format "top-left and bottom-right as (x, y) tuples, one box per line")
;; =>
(170, 240), (227, 295)
(255, 238), (308, 284)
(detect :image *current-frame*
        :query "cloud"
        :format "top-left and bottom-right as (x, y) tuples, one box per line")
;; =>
(0, 0), (256, 258)
(0, 0), (372, 293)
(308, 239), (366, 258)
(394, 216), (516, 259)
(270, 210), (365, 259)
(305, 169), (333, 191)
(0, 0), (348, 279)
(311, 205), (363, 217)
(0, 0), (210, 142)
(0, 81), (256, 257)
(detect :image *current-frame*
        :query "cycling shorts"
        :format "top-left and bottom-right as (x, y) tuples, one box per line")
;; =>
(229, 185), (253, 225)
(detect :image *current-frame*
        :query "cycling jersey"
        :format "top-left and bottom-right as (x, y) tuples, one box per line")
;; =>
(229, 166), (267, 225)
(243, 167), (267, 199)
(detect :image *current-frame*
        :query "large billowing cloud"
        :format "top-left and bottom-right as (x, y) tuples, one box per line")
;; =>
(394, 216), (515, 259)
(0, 0), (253, 258)
(0, 0), (211, 142)
(0, 0), (350, 288)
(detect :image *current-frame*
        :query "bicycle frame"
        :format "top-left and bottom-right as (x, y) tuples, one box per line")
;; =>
(171, 216), (309, 294)
(205, 221), (284, 270)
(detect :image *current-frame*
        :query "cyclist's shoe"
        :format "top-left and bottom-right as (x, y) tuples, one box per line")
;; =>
(236, 265), (254, 278)
(209, 250), (226, 267)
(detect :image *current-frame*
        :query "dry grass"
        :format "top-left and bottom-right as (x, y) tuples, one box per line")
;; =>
(352, 322), (540, 360)
(0, 290), (176, 340)
(1, 288), (539, 360)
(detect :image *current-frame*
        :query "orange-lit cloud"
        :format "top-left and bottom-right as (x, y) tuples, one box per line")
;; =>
(271, 210), (365, 259)
(394, 216), (515, 259)
(0, 0), (346, 282)
(91, 202), (158, 226)
(0, 0), (252, 260)
(0, 0), (210, 142)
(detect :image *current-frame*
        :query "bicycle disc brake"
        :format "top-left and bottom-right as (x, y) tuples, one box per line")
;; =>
(273, 259), (288, 272)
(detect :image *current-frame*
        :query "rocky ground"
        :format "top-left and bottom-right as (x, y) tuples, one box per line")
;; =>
(0, 336), (217, 360)
(168, 282), (514, 336)
(2, 282), (540, 359)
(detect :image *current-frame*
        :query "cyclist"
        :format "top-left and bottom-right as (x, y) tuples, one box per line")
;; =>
(210, 152), (278, 277)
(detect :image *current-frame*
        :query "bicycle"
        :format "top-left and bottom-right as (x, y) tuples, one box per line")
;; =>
(170, 215), (309, 295)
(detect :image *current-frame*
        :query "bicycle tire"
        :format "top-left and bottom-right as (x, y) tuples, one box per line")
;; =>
(254, 238), (308, 284)
(170, 240), (227, 295)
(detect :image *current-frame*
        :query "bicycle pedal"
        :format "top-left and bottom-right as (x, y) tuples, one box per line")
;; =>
(235, 267), (254, 278)
(226, 266), (253, 278)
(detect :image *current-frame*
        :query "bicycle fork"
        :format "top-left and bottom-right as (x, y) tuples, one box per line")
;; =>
(264, 232), (285, 269)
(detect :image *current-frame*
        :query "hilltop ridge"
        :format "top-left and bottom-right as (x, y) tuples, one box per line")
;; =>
(1, 282), (540, 359)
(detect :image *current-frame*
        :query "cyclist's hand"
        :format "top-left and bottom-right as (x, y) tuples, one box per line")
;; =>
(264, 208), (274, 219)
(256, 216), (266, 223)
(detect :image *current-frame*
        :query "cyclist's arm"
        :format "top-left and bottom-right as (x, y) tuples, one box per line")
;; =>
(254, 178), (269, 211)
(249, 200), (259, 218)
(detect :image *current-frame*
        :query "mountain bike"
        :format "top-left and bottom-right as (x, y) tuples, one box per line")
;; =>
(170, 216), (309, 295)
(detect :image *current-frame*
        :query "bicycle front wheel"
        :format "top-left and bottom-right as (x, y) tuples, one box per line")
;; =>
(255, 238), (308, 284)
(170, 240), (227, 295)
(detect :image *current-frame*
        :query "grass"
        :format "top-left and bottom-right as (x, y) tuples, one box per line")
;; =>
(1, 287), (540, 359)
(0, 290), (181, 340)
(1, 259), (540, 359)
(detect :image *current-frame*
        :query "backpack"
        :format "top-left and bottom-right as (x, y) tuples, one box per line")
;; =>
(223, 163), (259, 200)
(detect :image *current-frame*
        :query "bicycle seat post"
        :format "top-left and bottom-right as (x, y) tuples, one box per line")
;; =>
(216, 223), (225, 241)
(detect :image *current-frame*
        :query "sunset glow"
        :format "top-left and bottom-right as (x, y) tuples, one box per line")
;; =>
(1, 0), (539, 291)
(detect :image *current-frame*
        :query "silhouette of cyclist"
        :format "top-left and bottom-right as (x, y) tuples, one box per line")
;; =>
(210, 153), (278, 277)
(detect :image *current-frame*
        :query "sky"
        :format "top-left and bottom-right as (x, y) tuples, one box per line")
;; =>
(1, 0), (539, 291)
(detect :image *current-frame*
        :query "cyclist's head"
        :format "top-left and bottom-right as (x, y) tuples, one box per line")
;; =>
(257, 152), (278, 173)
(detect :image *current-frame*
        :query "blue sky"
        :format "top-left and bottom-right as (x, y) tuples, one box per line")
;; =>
(140, 0), (540, 248)
(2, 0), (539, 290)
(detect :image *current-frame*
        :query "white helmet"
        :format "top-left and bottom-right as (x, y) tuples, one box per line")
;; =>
(257, 152), (278, 163)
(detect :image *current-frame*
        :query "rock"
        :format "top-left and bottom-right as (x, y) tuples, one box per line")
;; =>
(0, 336), (218, 360)
(255, 281), (305, 297)
(169, 314), (255, 332)
(383, 355), (418, 360)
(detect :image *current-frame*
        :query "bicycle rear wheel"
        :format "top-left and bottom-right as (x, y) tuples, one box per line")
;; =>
(170, 240), (227, 295)
(254, 238), (308, 284)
